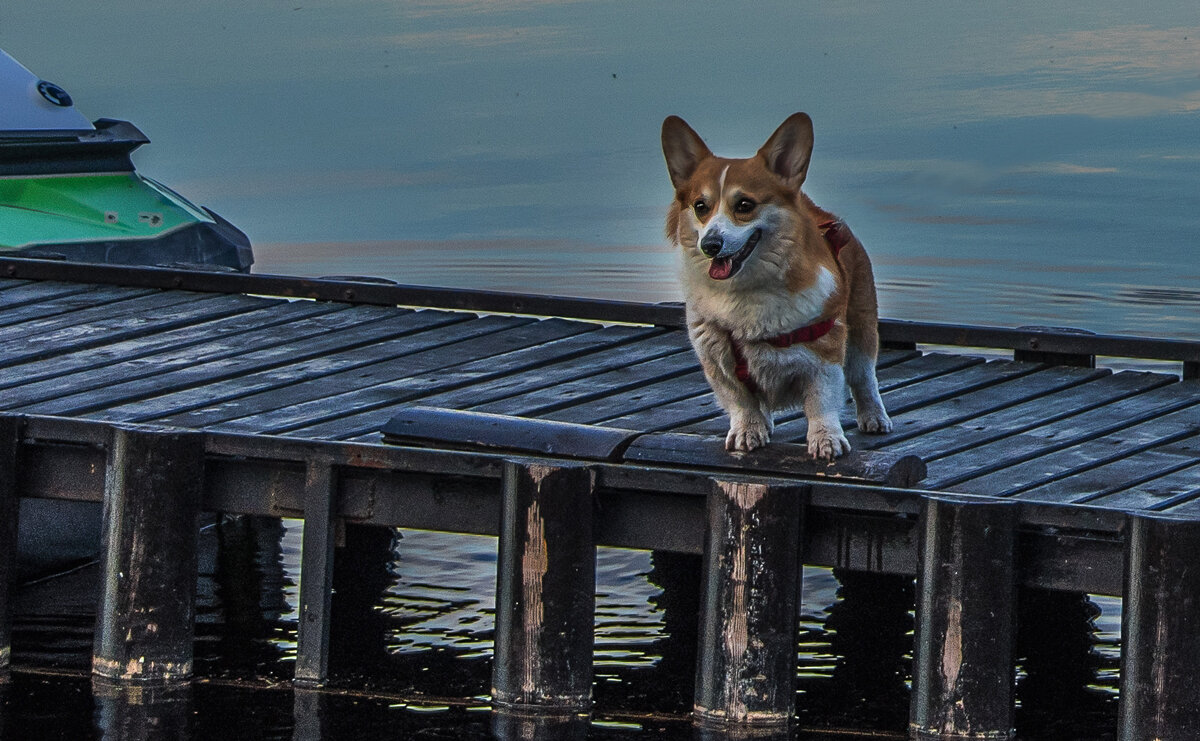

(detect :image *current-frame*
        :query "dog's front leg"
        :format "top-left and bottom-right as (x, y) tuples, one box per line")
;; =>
(804, 362), (850, 459)
(691, 325), (772, 452)
(718, 378), (772, 452)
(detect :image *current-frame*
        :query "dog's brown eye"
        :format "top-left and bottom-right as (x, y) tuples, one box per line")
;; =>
(693, 199), (710, 217)
(734, 198), (756, 215)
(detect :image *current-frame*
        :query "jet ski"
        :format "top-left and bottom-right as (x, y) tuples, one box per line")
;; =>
(0, 48), (252, 272)
(2, 50), (256, 583)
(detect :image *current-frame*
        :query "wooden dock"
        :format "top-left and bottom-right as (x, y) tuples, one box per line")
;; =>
(0, 257), (1198, 739)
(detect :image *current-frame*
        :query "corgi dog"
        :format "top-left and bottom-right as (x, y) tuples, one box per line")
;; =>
(661, 112), (892, 459)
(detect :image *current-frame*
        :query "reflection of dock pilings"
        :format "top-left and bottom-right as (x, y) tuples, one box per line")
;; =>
(328, 523), (396, 678)
(645, 549), (702, 712)
(1015, 588), (1116, 738)
(816, 570), (914, 730)
(204, 515), (288, 676)
(92, 678), (193, 741)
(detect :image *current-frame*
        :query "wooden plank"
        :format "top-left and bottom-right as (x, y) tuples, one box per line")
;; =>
(285, 330), (690, 440)
(593, 387), (719, 432)
(0, 290), (217, 345)
(602, 352), (994, 438)
(624, 433), (927, 487)
(1, 300), (346, 409)
(924, 380), (1200, 488)
(992, 422), (1200, 501)
(1063, 459), (1200, 512)
(1150, 471), (1200, 515)
(0, 280), (98, 309)
(539, 370), (712, 425)
(770, 358), (1042, 443)
(210, 324), (664, 436)
(0, 293), (279, 368)
(156, 318), (592, 429)
(0, 257), (687, 328)
(932, 388), (1200, 494)
(0, 278), (32, 291)
(0, 285), (160, 327)
(412, 331), (694, 412)
(859, 358), (1044, 418)
(843, 365), (1109, 452)
(619, 345), (916, 438)
(87, 314), (527, 424)
(875, 370), (1177, 461)
(0, 302), (381, 396)
(381, 406), (639, 460)
(764, 353), (991, 439)
(17, 307), (465, 416)
(469, 350), (699, 417)
(3, 259), (1199, 367)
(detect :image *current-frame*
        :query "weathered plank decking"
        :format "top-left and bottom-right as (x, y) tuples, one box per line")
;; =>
(0, 260), (1195, 513)
(1, 257), (1199, 740)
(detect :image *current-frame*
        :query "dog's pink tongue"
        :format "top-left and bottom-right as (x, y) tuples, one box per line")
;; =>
(709, 257), (733, 280)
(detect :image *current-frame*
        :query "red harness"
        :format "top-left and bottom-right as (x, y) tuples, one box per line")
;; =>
(728, 220), (850, 394)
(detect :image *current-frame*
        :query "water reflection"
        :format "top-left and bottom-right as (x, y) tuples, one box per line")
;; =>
(491, 709), (589, 741)
(4, 518), (1128, 738)
(92, 678), (192, 741)
(195, 515), (296, 681)
(1015, 589), (1119, 740)
(798, 571), (913, 732)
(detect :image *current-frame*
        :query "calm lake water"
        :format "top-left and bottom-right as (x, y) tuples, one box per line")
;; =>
(3, 1), (1197, 738)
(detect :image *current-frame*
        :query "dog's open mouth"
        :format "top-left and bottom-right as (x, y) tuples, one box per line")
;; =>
(708, 229), (762, 280)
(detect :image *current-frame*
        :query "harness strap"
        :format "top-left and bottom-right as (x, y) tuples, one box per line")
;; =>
(727, 220), (849, 393)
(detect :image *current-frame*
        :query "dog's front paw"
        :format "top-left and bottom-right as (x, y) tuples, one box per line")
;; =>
(857, 406), (893, 434)
(807, 426), (850, 460)
(726, 419), (770, 452)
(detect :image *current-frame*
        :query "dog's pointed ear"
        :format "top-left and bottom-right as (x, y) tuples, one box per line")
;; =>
(758, 112), (814, 189)
(661, 116), (712, 191)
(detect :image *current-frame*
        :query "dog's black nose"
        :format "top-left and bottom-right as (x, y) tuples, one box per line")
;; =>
(700, 234), (723, 257)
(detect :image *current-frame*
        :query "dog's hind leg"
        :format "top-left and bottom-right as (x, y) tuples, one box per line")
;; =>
(845, 325), (892, 434)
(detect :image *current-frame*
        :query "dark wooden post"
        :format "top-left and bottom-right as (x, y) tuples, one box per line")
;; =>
(1119, 514), (1200, 739)
(294, 461), (338, 686)
(93, 677), (193, 739)
(492, 461), (596, 714)
(910, 496), (1018, 741)
(0, 415), (19, 678)
(694, 480), (805, 730)
(93, 426), (205, 682)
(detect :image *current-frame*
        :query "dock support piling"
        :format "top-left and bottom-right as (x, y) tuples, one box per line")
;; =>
(0, 416), (18, 677)
(294, 462), (338, 686)
(492, 461), (596, 715)
(694, 480), (805, 730)
(93, 426), (204, 682)
(910, 496), (1018, 741)
(1118, 514), (1200, 740)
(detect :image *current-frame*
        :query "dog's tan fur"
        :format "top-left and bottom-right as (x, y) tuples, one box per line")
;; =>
(661, 113), (891, 458)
